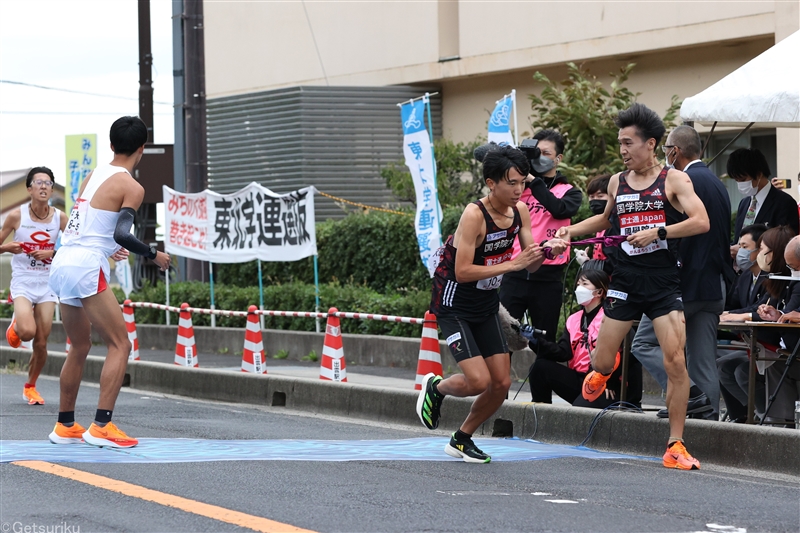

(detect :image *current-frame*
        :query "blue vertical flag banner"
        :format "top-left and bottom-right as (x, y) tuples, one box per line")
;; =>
(401, 99), (442, 276)
(488, 92), (516, 147)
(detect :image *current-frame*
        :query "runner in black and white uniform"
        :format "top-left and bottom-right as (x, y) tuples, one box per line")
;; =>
(0, 167), (66, 405)
(416, 145), (567, 463)
(557, 104), (710, 470)
(431, 201), (522, 362)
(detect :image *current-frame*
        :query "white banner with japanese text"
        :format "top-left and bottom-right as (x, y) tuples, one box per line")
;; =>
(163, 183), (317, 263)
(401, 98), (442, 276)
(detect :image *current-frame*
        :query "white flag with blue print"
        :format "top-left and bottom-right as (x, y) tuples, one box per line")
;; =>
(401, 99), (442, 276)
(488, 93), (515, 147)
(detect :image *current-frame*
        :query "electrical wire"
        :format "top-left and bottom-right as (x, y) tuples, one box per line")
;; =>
(0, 79), (172, 105)
(578, 401), (643, 448)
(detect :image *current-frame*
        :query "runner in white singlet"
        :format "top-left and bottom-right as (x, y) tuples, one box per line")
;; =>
(48, 116), (170, 448)
(0, 167), (66, 405)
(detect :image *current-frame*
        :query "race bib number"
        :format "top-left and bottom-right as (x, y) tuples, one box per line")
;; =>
(476, 274), (503, 290)
(64, 199), (87, 239)
(618, 210), (667, 257)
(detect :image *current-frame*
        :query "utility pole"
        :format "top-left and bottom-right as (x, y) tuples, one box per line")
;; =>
(183, 0), (208, 281)
(138, 0), (154, 142)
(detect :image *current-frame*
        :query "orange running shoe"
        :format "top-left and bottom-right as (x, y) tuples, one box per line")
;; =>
(582, 353), (620, 401)
(6, 317), (21, 348)
(662, 441), (700, 470)
(82, 422), (139, 448)
(23, 386), (45, 405)
(49, 422), (87, 444)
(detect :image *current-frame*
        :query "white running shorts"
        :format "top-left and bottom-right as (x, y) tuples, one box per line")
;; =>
(10, 276), (58, 305)
(48, 247), (111, 308)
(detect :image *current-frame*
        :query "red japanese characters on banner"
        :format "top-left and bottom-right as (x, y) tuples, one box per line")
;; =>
(162, 183), (317, 263)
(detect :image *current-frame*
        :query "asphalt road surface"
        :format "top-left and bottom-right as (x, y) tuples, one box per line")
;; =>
(1, 372), (798, 533)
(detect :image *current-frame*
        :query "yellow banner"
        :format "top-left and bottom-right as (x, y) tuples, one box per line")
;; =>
(65, 134), (97, 212)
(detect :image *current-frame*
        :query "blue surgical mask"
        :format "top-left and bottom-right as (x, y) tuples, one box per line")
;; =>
(736, 247), (756, 271)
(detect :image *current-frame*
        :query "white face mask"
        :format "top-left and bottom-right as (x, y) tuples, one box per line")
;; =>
(791, 269), (800, 279)
(737, 180), (757, 197)
(756, 251), (771, 273)
(574, 285), (597, 306)
(664, 147), (676, 169)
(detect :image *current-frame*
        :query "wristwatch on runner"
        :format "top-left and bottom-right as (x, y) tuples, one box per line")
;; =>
(657, 227), (668, 241)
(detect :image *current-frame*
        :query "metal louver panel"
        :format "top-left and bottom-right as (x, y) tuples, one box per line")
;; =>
(206, 86), (442, 220)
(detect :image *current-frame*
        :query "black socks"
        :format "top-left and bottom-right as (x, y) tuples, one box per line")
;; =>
(58, 411), (75, 426)
(454, 429), (472, 442)
(95, 409), (113, 426)
(689, 385), (704, 398)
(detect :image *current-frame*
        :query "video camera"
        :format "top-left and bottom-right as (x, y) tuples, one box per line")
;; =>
(518, 138), (556, 177)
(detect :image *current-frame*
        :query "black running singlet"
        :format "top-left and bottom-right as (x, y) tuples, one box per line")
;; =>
(614, 167), (683, 269)
(430, 200), (522, 318)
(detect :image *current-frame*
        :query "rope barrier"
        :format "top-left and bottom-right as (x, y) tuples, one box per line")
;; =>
(4, 298), (424, 325)
(125, 301), (423, 324)
(316, 190), (412, 217)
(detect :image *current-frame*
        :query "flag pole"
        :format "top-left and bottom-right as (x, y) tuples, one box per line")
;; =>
(209, 261), (216, 328)
(512, 89), (519, 147)
(257, 259), (265, 330)
(424, 93), (441, 235)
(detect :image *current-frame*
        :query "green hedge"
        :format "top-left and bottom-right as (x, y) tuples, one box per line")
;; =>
(217, 206), (463, 292)
(127, 281), (429, 337)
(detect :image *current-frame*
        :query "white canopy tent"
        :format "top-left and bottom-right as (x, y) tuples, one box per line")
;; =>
(680, 30), (800, 128)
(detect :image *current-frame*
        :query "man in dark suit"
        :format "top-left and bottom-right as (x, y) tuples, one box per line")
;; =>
(632, 125), (733, 420)
(723, 223), (769, 316)
(730, 148), (799, 259)
(718, 223), (768, 422)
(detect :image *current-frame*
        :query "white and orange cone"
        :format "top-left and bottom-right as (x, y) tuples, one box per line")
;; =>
(415, 311), (443, 390)
(241, 305), (266, 374)
(174, 302), (198, 367)
(320, 307), (346, 382)
(123, 300), (140, 361)
(65, 337), (71, 353)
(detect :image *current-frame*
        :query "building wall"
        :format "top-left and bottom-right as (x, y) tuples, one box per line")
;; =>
(203, 1), (799, 194)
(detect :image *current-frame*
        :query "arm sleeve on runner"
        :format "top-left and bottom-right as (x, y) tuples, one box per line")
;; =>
(114, 208), (156, 259)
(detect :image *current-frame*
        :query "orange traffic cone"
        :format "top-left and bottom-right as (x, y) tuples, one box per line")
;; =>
(123, 300), (140, 361)
(174, 302), (198, 367)
(320, 307), (346, 382)
(241, 305), (266, 374)
(415, 312), (443, 390)
(65, 337), (71, 353)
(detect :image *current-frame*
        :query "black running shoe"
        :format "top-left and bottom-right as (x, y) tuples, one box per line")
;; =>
(416, 373), (443, 429)
(444, 433), (491, 463)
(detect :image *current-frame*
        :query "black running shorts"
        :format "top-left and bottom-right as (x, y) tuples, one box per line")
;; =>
(437, 314), (509, 363)
(603, 266), (684, 322)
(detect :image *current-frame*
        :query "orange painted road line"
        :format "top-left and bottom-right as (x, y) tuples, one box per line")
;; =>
(13, 461), (317, 533)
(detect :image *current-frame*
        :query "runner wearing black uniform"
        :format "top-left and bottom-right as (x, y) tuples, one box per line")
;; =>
(416, 145), (567, 463)
(556, 104), (710, 470)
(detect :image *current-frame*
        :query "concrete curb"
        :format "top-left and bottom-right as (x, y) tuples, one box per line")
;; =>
(3, 346), (797, 475)
(0, 318), (663, 392)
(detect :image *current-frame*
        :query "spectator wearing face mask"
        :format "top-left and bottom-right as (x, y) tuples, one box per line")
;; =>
(524, 268), (642, 408)
(499, 129), (583, 342)
(717, 223), (769, 423)
(585, 174), (612, 261)
(750, 232), (800, 425)
(729, 148), (799, 260)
